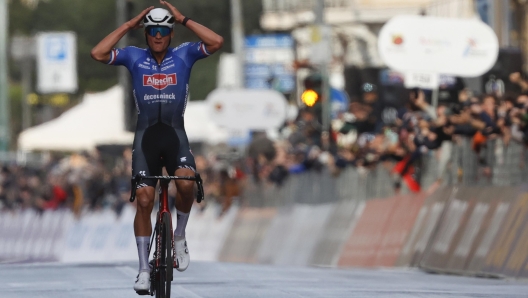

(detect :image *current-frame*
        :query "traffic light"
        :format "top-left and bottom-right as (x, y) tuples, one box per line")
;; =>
(301, 73), (322, 108)
(301, 89), (318, 107)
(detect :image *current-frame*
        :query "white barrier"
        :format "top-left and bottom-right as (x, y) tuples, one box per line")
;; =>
(258, 203), (334, 266)
(0, 202), (237, 264)
(60, 207), (136, 263)
(186, 203), (239, 262)
(0, 209), (71, 262)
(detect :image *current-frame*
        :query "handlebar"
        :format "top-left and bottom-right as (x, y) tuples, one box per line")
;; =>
(129, 173), (205, 204)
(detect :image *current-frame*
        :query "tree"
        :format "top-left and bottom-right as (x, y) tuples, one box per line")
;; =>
(9, 0), (119, 93)
(7, 0), (263, 147)
(9, 0), (263, 99)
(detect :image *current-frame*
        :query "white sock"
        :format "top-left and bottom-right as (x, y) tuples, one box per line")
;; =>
(174, 210), (190, 238)
(136, 236), (150, 273)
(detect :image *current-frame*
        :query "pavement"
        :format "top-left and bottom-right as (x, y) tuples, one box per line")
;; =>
(1, 261), (528, 297)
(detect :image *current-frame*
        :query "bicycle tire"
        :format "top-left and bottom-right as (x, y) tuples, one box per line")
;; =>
(156, 213), (173, 298)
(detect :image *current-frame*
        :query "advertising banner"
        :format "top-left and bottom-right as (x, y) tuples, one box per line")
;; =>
(206, 89), (288, 130)
(420, 186), (517, 275)
(484, 190), (528, 277)
(338, 192), (427, 267)
(218, 207), (276, 263)
(396, 187), (452, 266)
(378, 16), (498, 77)
(310, 200), (365, 266)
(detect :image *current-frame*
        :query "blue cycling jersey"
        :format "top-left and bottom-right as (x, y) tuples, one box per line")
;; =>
(108, 42), (210, 130)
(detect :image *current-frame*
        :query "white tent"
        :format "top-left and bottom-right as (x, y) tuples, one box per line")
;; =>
(18, 86), (228, 151)
(18, 86), (133, 151)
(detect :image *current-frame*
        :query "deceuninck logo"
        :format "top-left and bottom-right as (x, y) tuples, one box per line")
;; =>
(143, 73), (177, 90)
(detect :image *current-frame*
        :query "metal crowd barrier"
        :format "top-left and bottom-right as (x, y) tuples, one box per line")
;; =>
(243, 138), (528, 207)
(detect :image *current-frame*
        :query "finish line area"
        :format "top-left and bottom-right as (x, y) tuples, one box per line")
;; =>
(1, 261), (527, 298)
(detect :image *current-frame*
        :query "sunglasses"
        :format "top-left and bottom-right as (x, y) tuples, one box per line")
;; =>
(146, 26), (172, 37)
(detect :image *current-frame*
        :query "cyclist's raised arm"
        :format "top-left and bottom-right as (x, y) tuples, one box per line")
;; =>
(160, 1), (223, 55)
(90, 6), (154, 63)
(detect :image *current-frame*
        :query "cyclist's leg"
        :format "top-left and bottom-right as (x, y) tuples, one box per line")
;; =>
(172, 128), (196, 213)
(133, 127), (161, 238)
(134, 187), (156, 237)
(174, 168), (195, 212)
(132, 127), (162, 293)
(173, 167), (194, 235)
(133, 186), (155, 293)
(165, 128), (196, 271)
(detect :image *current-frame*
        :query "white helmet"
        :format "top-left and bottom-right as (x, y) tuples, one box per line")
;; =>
(143, 8), (175, 28)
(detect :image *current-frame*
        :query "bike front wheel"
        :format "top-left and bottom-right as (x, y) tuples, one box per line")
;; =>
(156, 212), (173, 298)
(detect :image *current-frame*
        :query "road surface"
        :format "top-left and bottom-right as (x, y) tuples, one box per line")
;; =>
(1, 261), (527, 297)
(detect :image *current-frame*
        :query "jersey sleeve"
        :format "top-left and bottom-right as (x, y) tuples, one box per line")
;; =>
(107, 46), (137, 70)
(173, 42), (210, 67)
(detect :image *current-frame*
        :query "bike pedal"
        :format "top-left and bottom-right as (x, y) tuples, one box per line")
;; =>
(135, 290), (150, 296)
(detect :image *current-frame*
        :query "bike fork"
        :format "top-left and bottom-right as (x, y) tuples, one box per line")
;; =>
(159, 180), (178, 269)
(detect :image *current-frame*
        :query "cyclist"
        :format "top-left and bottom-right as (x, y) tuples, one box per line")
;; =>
(90, 0), (223, 294)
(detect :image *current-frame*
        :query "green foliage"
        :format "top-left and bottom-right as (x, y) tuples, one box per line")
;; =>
(189, 54), (219, 100)
(9, 0), (118, 93)
(6, 0), (263, 148)
(9, 0), (263, 98)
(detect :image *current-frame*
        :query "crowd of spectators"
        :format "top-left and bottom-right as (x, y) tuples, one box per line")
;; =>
(248, 71), (528, 192)
(0, 148), (245, 217)
(0, 150), (132, 215)
(3, 71), (528, 214)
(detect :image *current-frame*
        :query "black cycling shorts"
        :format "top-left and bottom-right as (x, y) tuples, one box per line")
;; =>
(132, 122), (196, 189)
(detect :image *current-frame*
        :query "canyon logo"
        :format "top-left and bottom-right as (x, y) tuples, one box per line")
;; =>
(143, 73), (177, 90)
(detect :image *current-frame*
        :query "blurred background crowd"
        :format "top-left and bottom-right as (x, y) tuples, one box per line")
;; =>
(247, 71), (528, 192)
(0, 149), (247, 217)
(2, 0), (528, 217)
(3, 68), (528, 215)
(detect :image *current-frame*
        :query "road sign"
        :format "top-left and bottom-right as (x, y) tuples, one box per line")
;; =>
(309, 25), (332, 66)
(244, 34), (295, 93)
(36, 32), (78, 94)
(404, 71), (439, 89)
(330, 88), (349, 118)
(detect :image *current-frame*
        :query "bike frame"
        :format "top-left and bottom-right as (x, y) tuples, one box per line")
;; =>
(157, 178), (176, 268)
(129, 173), (204, 296)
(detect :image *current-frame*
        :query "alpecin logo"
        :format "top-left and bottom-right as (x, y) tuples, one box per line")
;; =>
(143, 73), (177, 90)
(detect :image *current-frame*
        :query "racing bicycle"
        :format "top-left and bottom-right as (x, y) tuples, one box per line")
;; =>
(130, 173), (204, 298)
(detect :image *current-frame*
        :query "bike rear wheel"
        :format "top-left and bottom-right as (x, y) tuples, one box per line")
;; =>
(155, 213), (173, 298)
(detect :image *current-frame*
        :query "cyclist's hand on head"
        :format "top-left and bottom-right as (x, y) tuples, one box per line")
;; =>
(159, 0), (184, 23)
(91, 6), (154, 63)
(160, 0), (224, 54)
(127, 6), (155, 29)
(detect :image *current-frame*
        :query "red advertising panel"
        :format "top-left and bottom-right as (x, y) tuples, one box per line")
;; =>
(338, 193), (426, 267)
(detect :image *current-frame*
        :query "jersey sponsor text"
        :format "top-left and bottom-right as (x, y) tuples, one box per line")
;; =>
(161, 64), (175, 71)
(144, 93), (176, 100)
(143, 73), (177, 90)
